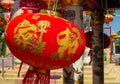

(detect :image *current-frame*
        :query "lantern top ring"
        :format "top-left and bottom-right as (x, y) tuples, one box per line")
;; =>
(40, 9), (61, 17)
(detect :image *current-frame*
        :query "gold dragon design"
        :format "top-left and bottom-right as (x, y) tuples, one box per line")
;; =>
(14, 18), (50, 56)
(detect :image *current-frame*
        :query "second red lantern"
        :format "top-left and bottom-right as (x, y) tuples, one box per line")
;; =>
(1, 0), (14, 9)
(105, 14), (114, 24)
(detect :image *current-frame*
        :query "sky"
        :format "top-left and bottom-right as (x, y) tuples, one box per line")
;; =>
(104, 9), (120, 34)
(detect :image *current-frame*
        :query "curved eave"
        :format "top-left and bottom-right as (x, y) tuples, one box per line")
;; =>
(113, 35), (120, 39)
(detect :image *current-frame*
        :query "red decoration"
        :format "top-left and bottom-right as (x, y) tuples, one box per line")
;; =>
(5, 13), (86, 84)
(19, 0), (47, 13)
(105, 14), (114, 24)
(1, 0), (14, 9)
(85, 31), (110, 49)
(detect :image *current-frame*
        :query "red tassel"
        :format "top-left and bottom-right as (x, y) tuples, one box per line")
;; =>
(18, 62), (23, 77)
(22, 66), (50, 84)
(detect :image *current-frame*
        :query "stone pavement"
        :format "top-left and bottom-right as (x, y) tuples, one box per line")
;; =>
(0, 67), (63, 84)
(0, 55), (120, 84)
(0, 56), (63, 84)
(112, 54), (120, 65)
(84, 62), (120, 84)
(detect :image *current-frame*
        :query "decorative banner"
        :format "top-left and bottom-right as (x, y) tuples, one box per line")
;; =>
(5, 13), (86, 70)
(83, 11), (92, 32)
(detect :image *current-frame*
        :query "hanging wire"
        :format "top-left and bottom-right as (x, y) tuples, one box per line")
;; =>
(52, 0), (58, 11)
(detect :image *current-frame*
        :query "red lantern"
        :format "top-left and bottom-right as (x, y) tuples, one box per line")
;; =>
(1, 0), (14, 9)
(5, 13), (86, 84)
(85, 31), (110, 49)
(105, 14), (114, 24)
(19, 0), (47, 13)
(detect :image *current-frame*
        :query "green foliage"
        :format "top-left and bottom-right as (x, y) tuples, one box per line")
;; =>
(117, 31), (120, 35)
(115, 31), (120, 47)
(104, 9), (116, 16)
(0, 13), (4, 18)
(0, 36), (6, 57)
(0, 4), (6, 57)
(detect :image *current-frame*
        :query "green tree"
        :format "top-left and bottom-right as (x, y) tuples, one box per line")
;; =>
(117, 30), (120, 35)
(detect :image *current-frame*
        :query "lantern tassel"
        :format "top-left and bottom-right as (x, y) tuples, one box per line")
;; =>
(22, 66), (50, 84)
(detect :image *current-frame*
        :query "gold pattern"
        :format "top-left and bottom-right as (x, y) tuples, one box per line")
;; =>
(29, 66), (50, 74)
(14, 19), (50, 56)
(14, 20), (37, 49)
(56, 27), (82, 59)
(45, 64), (61, 69)
(31, 14), (40, 20)
(27, 59), (42, 68)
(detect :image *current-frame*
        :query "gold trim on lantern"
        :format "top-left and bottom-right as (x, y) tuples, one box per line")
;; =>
(29, 66), (50, 74)
(40, 9), (61, 17)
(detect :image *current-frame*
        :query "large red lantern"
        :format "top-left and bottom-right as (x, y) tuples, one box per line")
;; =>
(5, 13), (86, 84)
(1, 0), (14, 9)
(105, 14), (114, 24)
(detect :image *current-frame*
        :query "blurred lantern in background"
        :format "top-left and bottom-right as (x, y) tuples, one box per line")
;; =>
(1, 0), (14, 9)
(105, 14), (114, 24)
(1, 0), (15, 22)
(5, 13), (86, 84)
(85, 31), (110, 49)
